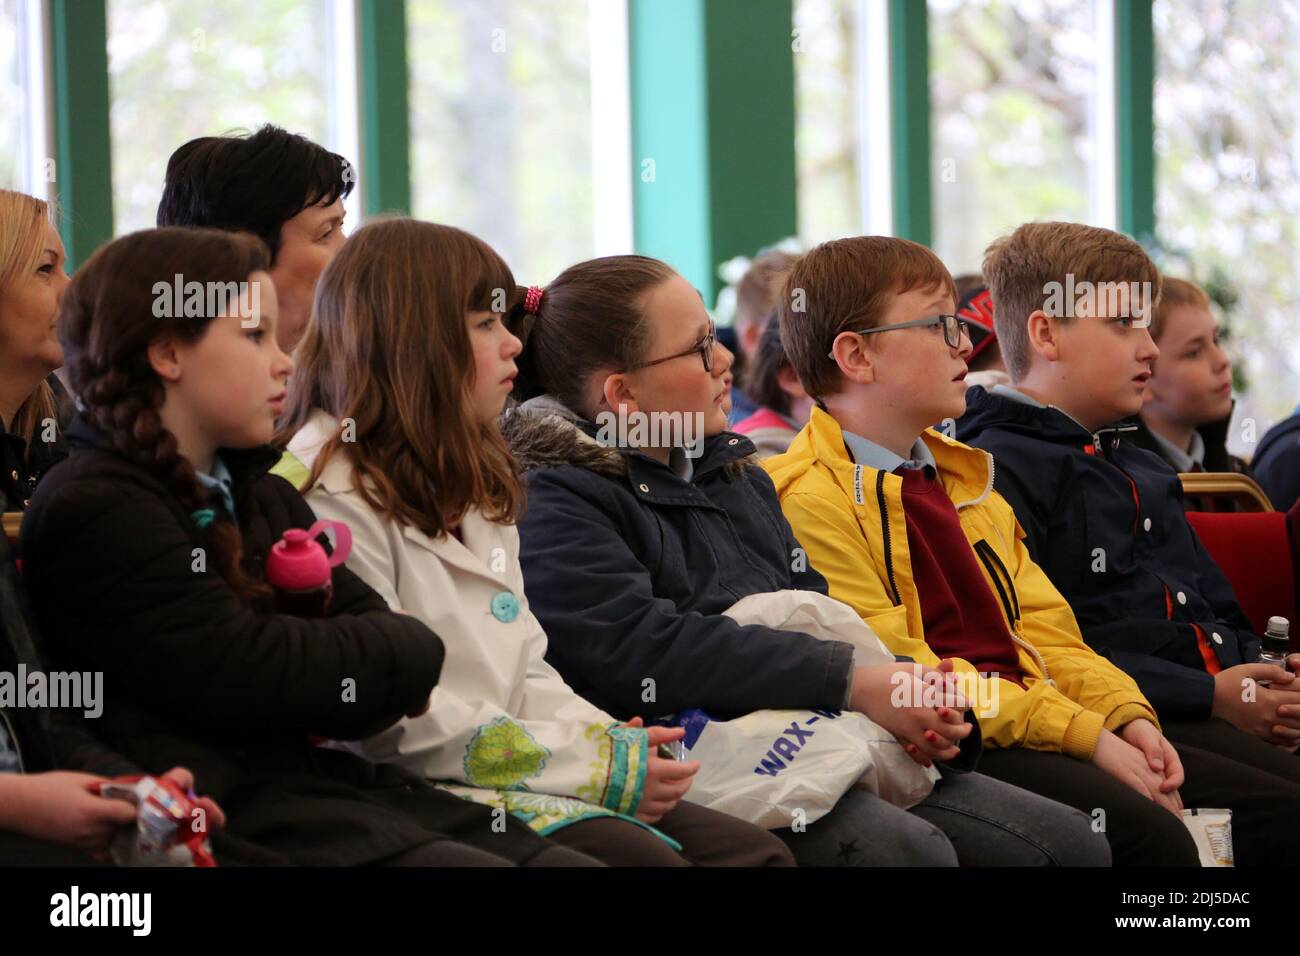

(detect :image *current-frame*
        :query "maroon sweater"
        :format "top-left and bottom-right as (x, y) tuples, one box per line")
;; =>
(896, 466), (1026, 685)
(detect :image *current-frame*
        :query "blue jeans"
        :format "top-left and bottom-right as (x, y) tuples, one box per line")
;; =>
(774, 770), (1112, 866)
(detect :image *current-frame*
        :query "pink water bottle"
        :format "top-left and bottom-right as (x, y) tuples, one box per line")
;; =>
(265, 519), (353, 617)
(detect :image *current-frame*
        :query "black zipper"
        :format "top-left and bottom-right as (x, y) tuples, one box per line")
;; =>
(875, 471), (902, 606)
(974, 539), (1020, 624)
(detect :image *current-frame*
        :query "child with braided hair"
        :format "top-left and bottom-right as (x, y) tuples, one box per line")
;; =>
(19, 226), (599, 866)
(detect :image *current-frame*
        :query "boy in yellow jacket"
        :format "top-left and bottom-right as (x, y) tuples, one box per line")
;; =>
(765, 236), (1211, 866)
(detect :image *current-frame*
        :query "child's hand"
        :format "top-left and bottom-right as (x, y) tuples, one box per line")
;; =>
(1213, 663), (1300, 744)
(157, 766), (227, 835)
(849, 662), (972, 767)
(2, 771), (137, 855)
(1092, 729), (1183, 816)
(1118, 719), (1184, 793)
(623, 717), (700, 824)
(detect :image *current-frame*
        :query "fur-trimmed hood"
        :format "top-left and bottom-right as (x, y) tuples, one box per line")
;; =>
(501, 394), (755, 481)
(501, 395), (628, 478)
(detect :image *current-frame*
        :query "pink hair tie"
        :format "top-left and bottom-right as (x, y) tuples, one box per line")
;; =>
(524, 286), (544, 315)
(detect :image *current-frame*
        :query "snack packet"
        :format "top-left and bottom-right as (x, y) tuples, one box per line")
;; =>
(93, 775), (218, 867)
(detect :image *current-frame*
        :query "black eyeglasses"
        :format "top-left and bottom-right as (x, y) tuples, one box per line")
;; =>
(633, 319), (717, 373)
(827, 314), (970, 358)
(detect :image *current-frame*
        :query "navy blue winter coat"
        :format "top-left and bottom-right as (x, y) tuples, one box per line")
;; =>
(957, 386), (1259, 721)
(504, 399), (856, 721)
(1252, 409), (1300, 513)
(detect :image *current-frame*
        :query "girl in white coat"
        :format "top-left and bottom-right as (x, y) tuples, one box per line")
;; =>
(274, 218), (793, 866)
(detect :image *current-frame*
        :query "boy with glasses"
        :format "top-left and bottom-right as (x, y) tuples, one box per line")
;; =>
(763, 234), (1297, 866)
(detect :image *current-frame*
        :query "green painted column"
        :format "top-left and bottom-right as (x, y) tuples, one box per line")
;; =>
(358, 0), (411, 216)
(890, 0), (930, 246)
(1116, 0), (1155, 242)
(629, 0), (796, 302)
(48, 0), (114, 269)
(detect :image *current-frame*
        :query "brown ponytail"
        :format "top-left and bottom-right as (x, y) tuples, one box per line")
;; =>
(58, 227), (273, 599)
(509, 255), (675, 417)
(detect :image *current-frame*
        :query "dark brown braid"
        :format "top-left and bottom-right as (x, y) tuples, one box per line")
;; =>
(59, 227), (273, 599)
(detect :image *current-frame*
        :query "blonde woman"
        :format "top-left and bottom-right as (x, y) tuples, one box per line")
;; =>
(0, 190), (71, 512)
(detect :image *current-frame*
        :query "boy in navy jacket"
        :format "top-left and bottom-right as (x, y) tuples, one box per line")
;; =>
(956, 221), (1300, 791)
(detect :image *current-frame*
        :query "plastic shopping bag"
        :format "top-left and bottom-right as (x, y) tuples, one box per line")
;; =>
(658, 590), (940, 829)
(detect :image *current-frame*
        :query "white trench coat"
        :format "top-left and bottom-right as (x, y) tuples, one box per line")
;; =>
(287, 411), (669, 840)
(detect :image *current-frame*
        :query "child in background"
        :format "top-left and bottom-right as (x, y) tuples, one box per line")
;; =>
(21, 227), (593, 866)
(1127, 277), (1251, 508)
(276, 219), (792, 866)
(953, 278), (1009, 389)
(732, 310), (813, 458)
(1252, 406), (1300, 512)
(727, 250), (799, 424)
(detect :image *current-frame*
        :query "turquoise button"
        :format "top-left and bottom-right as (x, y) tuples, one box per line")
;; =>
(491, 591), (520, 623)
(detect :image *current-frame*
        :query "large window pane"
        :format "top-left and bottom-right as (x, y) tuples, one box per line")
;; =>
(108, 0), (342, 233)
(0, 0), (35, 194)
(408, 0), (594, 285)
(930, 0), (1100, 275)
(1155, 0), (1300, 433)
(794, 0), (861, 245)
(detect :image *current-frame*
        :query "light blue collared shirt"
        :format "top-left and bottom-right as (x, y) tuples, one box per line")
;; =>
(841, 429), (936, 475)
(1148, 427), (1205, 472)
(196, 454), (236, 520)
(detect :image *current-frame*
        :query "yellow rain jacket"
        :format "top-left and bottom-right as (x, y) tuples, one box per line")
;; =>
(764, 407), (1157, 759)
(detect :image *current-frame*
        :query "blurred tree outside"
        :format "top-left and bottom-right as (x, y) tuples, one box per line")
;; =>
(793, 0), (1097, 273)
(408, 0), (593, 285)
(930, 0), (1098, 276)
(1154, 0), (1300, 447)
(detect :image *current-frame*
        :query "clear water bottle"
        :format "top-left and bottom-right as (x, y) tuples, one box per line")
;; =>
(1258, 616), (1291, 686)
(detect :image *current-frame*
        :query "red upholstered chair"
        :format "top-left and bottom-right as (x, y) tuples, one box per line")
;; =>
(1185, 509), (1297, 643)
(1181, 472), (1294, 639)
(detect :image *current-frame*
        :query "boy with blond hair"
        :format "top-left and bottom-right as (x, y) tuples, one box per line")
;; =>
(955, 222), (1300, 859)
(1126, 277), (1251, 500)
